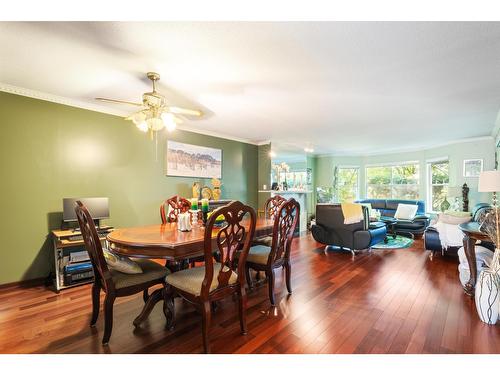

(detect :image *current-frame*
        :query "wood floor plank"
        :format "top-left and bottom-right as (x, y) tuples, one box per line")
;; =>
(1, 234), (499, 354)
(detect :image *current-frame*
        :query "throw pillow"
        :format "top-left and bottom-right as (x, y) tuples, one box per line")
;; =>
(103, 249), (143, 274)
(444, 210), (472, 218)
(394, 204), (418, 220)
(438, 213), (471, 225)
(341, 203), (364, 225)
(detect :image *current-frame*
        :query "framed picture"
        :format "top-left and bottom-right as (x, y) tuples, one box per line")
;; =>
(463, 159), (483, 177)
(166, 141), (222, 178)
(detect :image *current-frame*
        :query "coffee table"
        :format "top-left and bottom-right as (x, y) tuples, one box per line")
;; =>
(379, 216), (397, 243)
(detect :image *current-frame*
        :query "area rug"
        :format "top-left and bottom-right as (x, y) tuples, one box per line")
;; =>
(372, 235), (413, 249)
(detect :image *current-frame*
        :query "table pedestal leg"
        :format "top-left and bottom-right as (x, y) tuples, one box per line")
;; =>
(133, 288), (163, 327)
(463, 234), (477, 297)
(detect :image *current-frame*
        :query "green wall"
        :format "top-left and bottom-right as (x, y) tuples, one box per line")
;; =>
(0, 92), (258, 285)
(315, 137), (495, 210)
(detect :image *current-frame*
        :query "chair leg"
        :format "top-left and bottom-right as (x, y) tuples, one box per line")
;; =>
(238, 287), (248, 335)
(201, 301), (212, 354)
(245, 264), (253, 290)
(143, 289), (149, 303)
(266, 268), (276, 306)
(284, 261), (292, 295)
(102, 294), (115, 345)
(90, 283), (100, 327)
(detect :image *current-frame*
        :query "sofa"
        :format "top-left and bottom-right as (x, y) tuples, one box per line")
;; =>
(311, 204), (387, 255)
(356, 199), (430, 236)
(424, 203), (493, 258)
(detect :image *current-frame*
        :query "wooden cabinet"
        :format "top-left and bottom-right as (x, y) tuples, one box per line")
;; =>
(51, 227), (112, 292)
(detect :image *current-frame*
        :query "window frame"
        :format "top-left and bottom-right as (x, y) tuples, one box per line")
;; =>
(365, 161), (420, 200)
(426, 157), (450, 213)
(335, 165), (360, 202)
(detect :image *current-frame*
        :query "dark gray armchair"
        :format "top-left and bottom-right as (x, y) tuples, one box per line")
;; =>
(311, 204), (387, 255)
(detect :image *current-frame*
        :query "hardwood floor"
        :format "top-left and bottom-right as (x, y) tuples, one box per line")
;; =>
(1, 234), (499, 354)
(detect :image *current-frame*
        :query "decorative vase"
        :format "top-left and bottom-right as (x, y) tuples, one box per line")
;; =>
(440, 196), (450, 212)
(475, 268), (500, 325)
(212, 187), (221, 201)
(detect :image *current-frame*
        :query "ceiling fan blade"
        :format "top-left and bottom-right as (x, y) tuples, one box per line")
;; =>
(95, 97), (143, 107)
(173, 114), (183, 124)
(168, 106), (203, 117)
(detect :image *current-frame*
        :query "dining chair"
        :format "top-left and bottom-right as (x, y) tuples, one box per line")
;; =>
(245, 198), (299, 306)
(164, 200), (257, 353)
(160, 195), (192, 224)
(160, 195), (204, 269)
(75, 201), (170, 345)
(251, 195), (287, 282)
(253, 195), (287, 247)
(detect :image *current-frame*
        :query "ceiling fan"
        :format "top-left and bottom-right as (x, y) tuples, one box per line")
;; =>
(96, 72), (203, 136)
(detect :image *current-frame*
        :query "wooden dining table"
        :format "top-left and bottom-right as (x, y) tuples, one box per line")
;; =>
(106, 217), (275, 326)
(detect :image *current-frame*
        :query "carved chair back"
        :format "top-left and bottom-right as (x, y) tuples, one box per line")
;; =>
(264, 195), (287, 220)
(201, 201), (256, 297)
(268, 198), (300, 265)
(74, 201), (114, 292)
(160, 195), (192, 224)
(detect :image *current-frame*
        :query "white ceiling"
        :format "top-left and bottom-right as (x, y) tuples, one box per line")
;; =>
(1, 22), (500, 155)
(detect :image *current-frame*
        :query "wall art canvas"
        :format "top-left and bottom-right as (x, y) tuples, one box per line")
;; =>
(463, 159), (483, 177)
(166, 141), (222, 178)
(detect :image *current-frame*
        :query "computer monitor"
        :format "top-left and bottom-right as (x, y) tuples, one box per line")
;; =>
(63, 197), (109, 223)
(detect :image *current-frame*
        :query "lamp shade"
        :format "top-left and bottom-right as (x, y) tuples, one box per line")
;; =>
(478, 170), (500, 192)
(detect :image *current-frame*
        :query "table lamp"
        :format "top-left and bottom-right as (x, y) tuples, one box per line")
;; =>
(478, 170), (500, 208)
(478, 170), (500, 245)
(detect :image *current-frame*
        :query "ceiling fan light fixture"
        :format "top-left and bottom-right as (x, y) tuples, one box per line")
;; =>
(96, 72), (203, 137)
(131, 111), (147, 125)
(161, 112), (177, 132)
(147, 117), (165, 131)
(136, 121), (148, 132)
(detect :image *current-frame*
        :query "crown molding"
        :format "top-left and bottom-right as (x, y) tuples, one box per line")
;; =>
(0, 82), (261, 146)
(0, 82), (128, 117)
(316, 135), (494, 158)
(255, 140), (271, 146)
(2, 82), (496, 151)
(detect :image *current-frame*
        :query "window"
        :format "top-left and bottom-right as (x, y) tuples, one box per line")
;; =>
(366, 162), (420, 199)
(335, 167), (359, 202)
(428, 160), (449, 212)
